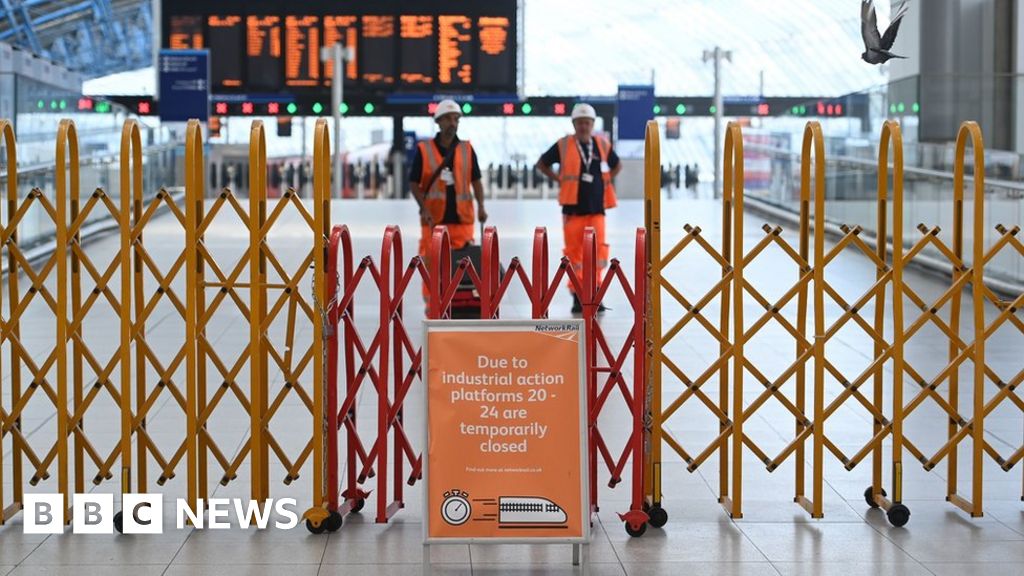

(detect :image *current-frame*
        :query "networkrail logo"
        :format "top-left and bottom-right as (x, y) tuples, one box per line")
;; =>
(22, 494), (300, 534)
(534, 323), (578, 333)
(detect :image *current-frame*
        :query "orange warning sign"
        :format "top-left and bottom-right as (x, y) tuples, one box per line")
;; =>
(423, 320), (588, 542)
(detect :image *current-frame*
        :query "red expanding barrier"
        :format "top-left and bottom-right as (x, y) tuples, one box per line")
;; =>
(319, 224), (652, 535)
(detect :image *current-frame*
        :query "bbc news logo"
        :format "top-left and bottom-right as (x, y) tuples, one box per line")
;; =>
(23, 494), (300, 534)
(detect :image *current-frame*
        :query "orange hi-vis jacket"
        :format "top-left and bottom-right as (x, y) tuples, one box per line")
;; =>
(557, 135), (617, 209)
(418, 139), (476, 225)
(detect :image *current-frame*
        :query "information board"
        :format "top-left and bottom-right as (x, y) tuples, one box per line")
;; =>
(246, 15), (283, 90)
(617, 84), (655, 159)
(438, 15), (473, 86)
(361, 15), (396, 85)
(477, 16), (514, 88)
(423, 320), (588, 543)
(158, 49), (210, 122)
(207, 15), (243, 88)
(322, 15), (358, 85)
(399, 15), (435, 86)
(160, 0), (519, 96)
(285, 15), (320, 87)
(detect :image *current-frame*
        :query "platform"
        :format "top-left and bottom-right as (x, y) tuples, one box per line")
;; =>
(1, 198), (1023, 576)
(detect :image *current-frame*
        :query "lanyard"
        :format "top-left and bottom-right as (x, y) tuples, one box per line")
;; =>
(574, 137), (594, 170)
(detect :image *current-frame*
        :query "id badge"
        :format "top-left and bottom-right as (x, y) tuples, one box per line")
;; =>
(581, 173), (595, 183)
(440, 168), (455, 185)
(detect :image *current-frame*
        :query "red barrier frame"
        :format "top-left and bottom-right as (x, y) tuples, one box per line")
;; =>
(321, 224), (652, 536)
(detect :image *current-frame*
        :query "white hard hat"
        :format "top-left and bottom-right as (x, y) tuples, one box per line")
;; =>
(434, 99), (462, 120)
(571, 103), (596, 120)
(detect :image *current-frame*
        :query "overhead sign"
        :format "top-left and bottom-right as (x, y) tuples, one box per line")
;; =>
(158, 49), (210, 121)
(162, 1), (519, 97)
(616, 84), (655, 159)
(616, 84), (655, 140)
(423, 320), (588, 542)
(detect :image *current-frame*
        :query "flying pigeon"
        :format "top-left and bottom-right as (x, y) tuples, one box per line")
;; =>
(861, 0), (910, 64)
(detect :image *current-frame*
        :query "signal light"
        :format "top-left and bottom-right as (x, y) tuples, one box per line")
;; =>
(502, 103), (514, 115)
(138, 101), (151, 114)
(287, 102), (298, 114)
(339, 102), (349, 114)
(428, 102), (439, 115)
(521, 103), (532, 114)
(268, 102), (280, 114)
(826, 104), (834, 115)
(757, 103), (769, 116)
(78, 98), (93, 111)
(553, 102), (566, 115)
(215, 102), (228, 114)
(835, 104), (843, 115)
(364, 102), (375, 114)
(312, 102), (324, 114)
(242, 102), (254, 114)
(462, 102), (472, 114)
(676, 103), (686, 115)
(653, 104), (662, 114)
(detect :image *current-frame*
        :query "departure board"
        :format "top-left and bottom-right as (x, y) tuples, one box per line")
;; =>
(162, 0), (519, 97)
(247, 16), (283, 90)
(169, 15), (204, 49)
(438, 15), (473, 86)
(477, 16), (514, 88)
(400, 16), (434, 86)
(361, 16), (395, 85)
(285, 16), (320, 87)
(207, 15), (243, 88)
(323, 15), (358, 84)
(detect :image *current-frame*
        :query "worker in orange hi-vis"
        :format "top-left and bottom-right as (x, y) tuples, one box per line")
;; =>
(410, 99), (488, 297)
(536, 103), (621, 314)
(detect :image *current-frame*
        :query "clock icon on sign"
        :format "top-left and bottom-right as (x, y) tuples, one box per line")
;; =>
(441, 489), (471, 526)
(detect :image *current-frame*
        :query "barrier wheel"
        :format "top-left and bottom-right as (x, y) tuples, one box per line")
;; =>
(305, 518), (327, 535)
(351, 498), (366, 513)
(864, 487), (887, 509)
(886, 503), (910, 527)
(625, 521), (647, 538)
(325, 511), (343, 532)
(113, 511), (123, 534)
(647, 504), (668, 528)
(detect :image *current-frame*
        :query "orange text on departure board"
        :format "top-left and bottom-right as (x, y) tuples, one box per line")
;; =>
(438, 15), (472, 85)
(247, 15), (282, 58)
(323, 16), (358, 81)
(362, 15), (395, 84)
(363, 15), (394, 39)
(479, 16), (510, 55)
(285, 15), (320, 86)
(169, 16), (203, 49)
(208, 15), (242, 28)
(400, 15), (433, 84)
(400, 15), (432, 39)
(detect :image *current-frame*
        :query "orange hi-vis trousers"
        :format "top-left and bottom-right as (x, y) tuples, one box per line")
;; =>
(563, 214), (609, 295)
(419, 223), (475, 297)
